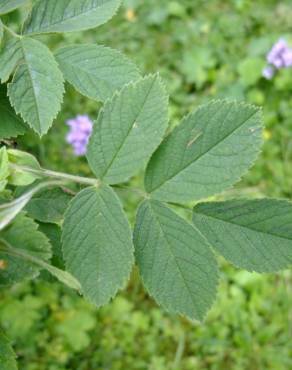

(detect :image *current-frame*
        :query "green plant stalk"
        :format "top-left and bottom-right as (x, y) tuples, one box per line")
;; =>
(0, 239), (81, 291)
(10, 163), (100, 186)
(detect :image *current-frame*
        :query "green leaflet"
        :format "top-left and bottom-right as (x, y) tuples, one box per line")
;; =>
(86, 74), (169, 184)
(0, 87), (27, 139)
(0, 0), (27, 14)
(0, 330), (18, 370)
(133, 200), (218, 321)
(8, 149), (41, 186)
(23, 0), (121, 34)
(39, 223), (64, 270)
(55, 44), (141, 102)
(0, 38), (22, 83)
(7, 37), (64, 136)
(26, 187), (72, 224)
(62, 185), (134, 306)
(145, 100), (263, 203)
(192, 199), (292, 272)
(0, 214), (52, 286)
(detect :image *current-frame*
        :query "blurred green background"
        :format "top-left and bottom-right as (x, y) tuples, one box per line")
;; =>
(1, 0), (292, 369)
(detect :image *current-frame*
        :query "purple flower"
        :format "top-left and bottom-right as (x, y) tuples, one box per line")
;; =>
(267, 38), (288, 68)
(66, 115), (93, 156)
(262, 65), (274, 80)
(262, 38), (292, 80)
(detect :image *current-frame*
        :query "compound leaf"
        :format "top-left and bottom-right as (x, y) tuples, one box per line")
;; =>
(0, 214), (52, 286)
(145, 100), (263, 203)
(192, 199), (292, 272)
(87, 74), (168, 184)
(7, 37), (64, 136)
(55, 44), (141, 102)
(23, 0), (121, 34)
(62, 185), (134, 306)
(0, 330), (18, 370)
(0, 0), (27, 14)
(0, 87), (27, 139)
(133, 199), (218, 321)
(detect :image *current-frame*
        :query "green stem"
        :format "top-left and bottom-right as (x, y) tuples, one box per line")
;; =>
(0, 240), (81, 291)
(2, 23), (22, 39)
(10, 164), (100, 187)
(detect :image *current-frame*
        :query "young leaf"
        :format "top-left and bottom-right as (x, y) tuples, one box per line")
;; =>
(0, 330), (18, 370)
(23, 0), (121, 34)
(0, 0), (27, 14)
(26, 187), (72, 224)
(133, 199), (218, 321)
(86, 74), (169, 184)
(0, 38), (22, 83)
(55, 44), (141, 102)
(145, 100), (263, 203)
(0, 214), (51, 286)
(62, 185), (134, 306)
(192, 199), (292, 272)
(0, 87), (27, 139)
(8, 149), (41, 186)
(7, 37), (64, 136)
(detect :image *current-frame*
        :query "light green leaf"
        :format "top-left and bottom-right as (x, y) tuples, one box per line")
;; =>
(0, 330), (18, 370)
(192, 199), (292, 272)
(0, 213), (51, 286)
(7, 37), (64, 136)
(133, 199), (218, 321)
(0, 0), (27, 14)
(0, 38), (22, 83)
(8, 149), (41, 186)
(145, 100), (263, 203)
(87, 74), (169, 184)
(55, 44), (141, 102)
(26, 187), (72, 223)
(23, 0), (121, 34)
(0, 147), (9, 181)
(0, 87), (27, 139)
(62, 185), (134, 306)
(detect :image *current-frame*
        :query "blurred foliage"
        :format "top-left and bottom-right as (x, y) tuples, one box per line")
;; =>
(1, 0), (292, 368)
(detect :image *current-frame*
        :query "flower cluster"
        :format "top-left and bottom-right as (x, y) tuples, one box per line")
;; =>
(262, 38), (292, 79)
(66, 115), (93, 156)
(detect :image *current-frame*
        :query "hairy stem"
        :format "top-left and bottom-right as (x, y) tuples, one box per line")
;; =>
(0, 240), (81, 291)
(10, 164), (100, 186)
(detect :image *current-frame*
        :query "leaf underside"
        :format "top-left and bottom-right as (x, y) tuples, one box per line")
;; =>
(193, 199), (292, 272)
(62, 185), (134, 307)
(145, 100), (263, 203)
(23, 0), (122, 34)
(134, 199), (218, 321)
(86, 74), (169, 184)
(55, 44), (141, 102)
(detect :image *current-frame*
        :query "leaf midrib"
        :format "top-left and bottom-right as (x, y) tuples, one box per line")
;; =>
(27, 0), (119, 33)
(150, 108), (259, 193)
(194, 211), (292, 242)
(100, 76), (157, 179)
(147, 202), (201, 317)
